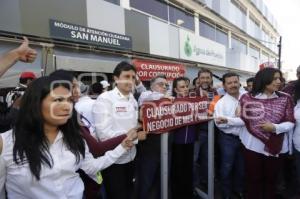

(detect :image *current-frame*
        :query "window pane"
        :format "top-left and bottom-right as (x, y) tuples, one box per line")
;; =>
(216, 29), (228, 47)
(199, 20), (216, 41)
(249, 46), (259, 59)
(169, 5), (194, 31)
(230, 0), (246, 29)
(130, 0), (168, 21)
(232, 36), (247, 54)
(104, 0), (120, 5)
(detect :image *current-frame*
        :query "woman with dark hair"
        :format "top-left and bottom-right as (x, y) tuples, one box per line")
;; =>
(0, 76), (135, 199)
(239, 67), (295, 199)
(50, 69), (81, 103)
(50, 70), (137, 199)
(292, 79), (300, 195)
(170, 77), (196, 199)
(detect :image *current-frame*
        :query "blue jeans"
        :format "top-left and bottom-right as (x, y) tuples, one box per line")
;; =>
(218, 132), (244, 198)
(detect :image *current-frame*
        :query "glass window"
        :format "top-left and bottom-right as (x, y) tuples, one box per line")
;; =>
(199, 19), (216, 41)
(230, 0), (247, 29)
(104, 0), (120, 5)
(216, 28), (228, 47)
(169, 5), (194, 31)
(232, 35), (247, 54)
(249, 45), (259, 59)
(262, 28), (269, 47)
(199, 19), (228, 47)
(130, 0), (168, 21)
(261, 52), (269, 62)
(249, 15), (261, 39)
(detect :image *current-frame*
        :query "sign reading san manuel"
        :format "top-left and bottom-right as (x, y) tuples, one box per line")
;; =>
(49, 19), (132, 50)
(142, 97), (209, 134)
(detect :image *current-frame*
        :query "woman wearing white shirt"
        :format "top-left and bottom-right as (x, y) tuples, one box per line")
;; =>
(293, 79), (300, 194)
(239, 68), (295, 199)
(0, 76), (136, 199)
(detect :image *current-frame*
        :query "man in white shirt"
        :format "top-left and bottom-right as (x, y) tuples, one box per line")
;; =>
(136, 74), (172, 199)
(92, 61), (142, 199)
(214, 72), (245, 199)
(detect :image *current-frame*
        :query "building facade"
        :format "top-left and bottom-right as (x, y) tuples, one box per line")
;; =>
(0, 0), (279, 87)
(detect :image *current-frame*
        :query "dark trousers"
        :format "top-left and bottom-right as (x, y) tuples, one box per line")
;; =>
(243, 148), (284, 199)
(218, 132), (244, 198)
(171, 143), (194, 199)
(194, 132), (208, 187)
(79, 170), (102, 199)
(102, 161), (134, 199)
(135, 135), (161, 199)
(294, 147), (300, 194)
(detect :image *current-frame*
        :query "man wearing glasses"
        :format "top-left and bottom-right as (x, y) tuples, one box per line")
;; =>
(135, 74), (173, 199)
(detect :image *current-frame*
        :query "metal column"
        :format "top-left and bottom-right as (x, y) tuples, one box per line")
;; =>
(161, 133), (169, 199)
(195, 120), (215, 199)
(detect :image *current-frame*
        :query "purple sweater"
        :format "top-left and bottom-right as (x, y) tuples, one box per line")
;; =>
(240, 91), (295, 155)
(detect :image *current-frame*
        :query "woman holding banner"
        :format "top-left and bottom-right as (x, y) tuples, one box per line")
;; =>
(170, 77), (196, 199)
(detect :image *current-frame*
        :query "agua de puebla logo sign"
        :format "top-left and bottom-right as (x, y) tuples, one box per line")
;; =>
(184, 36), (193, 57)
(180, 30), (226, 66)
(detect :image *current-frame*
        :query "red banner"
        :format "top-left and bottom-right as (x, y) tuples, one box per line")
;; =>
(133, 59), (186, 81)
(141, 97), (210, 134)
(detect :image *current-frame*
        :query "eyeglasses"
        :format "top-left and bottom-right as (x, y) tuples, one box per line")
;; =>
(156, 82), (169, 89)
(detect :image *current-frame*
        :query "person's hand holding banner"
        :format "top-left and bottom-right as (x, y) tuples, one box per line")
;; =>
(215, 117), (228, 124)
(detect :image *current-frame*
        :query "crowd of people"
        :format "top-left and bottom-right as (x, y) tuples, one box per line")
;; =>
(0, 37), (299, 199)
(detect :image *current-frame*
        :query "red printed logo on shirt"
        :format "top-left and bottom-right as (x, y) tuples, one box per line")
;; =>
(116, 107), (127, 112)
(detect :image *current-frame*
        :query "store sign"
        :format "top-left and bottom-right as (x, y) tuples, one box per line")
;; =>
(49, 19), (132, 50)
(141, 97), (209, 134)
(132, 59), (186, 81)
(179, 29), (226, 66)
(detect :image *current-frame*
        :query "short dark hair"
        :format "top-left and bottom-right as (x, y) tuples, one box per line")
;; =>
(150, 74), (167, 87)
(90, 82), (103, 95)
(172, 77), (189, 96)
(222, 72), (239, 84)
(49, 69), (75, 82)
(113, 61), (136, 77)
(251, 67), (282, 96)
(198, 68), (213, 78)
(246, 77), (255, 84)
(19, 77), (34, 85)
(192, 77), (198, 86)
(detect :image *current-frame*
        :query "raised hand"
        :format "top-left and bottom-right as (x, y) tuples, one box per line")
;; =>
(13, 37), (37, 63)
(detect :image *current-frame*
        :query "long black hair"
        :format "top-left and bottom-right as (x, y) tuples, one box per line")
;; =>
(251, 67), (282, 96)
(13, 76), (85, 180)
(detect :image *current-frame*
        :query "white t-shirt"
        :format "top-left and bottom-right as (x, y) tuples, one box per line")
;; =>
(92, 87), (138, 164)
(0, 130), (126, 199)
